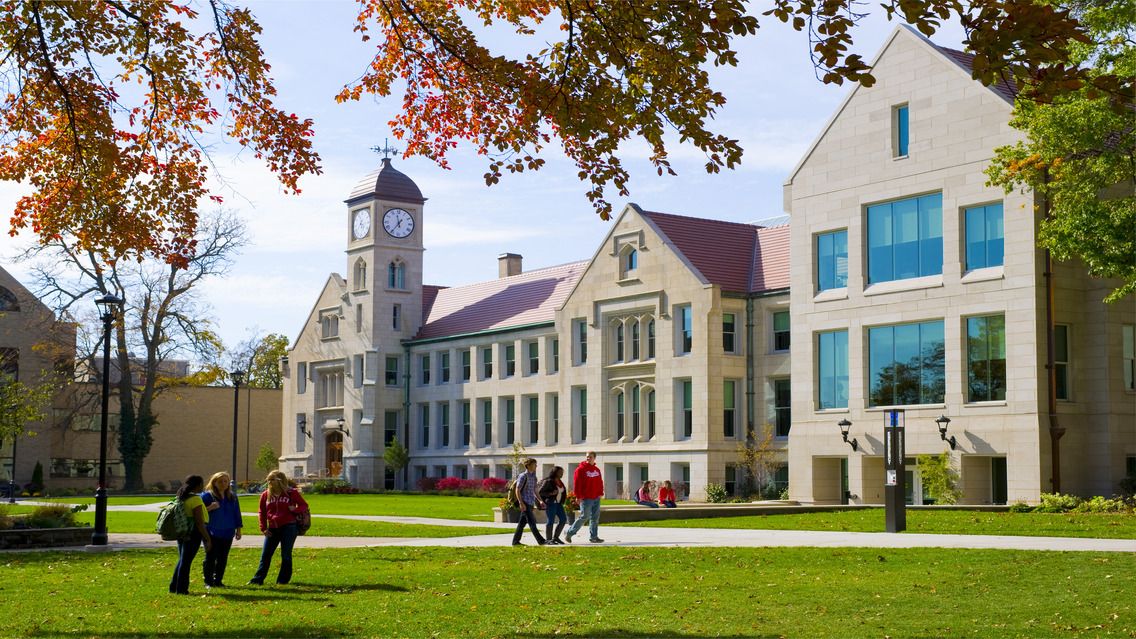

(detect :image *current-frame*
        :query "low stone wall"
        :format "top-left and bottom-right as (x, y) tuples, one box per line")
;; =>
(0, 527), (92, 550)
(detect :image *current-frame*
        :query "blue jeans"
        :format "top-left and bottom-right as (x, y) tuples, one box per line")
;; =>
(544, 501), (567, 540)
(661, 500), (677, 508)
(169, 528), (203, 594)
(567, 498), (601, 540)
(251, 523), (298, 585)
(637, 499), (659, 508)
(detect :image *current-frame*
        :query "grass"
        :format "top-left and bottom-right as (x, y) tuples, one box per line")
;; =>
(613, 508), (1136, 539)
(0, 546), (1131, 637)
(40, 496), (173, 506)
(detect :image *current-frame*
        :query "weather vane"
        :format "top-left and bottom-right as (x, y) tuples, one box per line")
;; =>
(371, 138), (400, 160)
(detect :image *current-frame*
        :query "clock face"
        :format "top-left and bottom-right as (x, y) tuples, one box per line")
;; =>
(383, 208), (415, 238)
(352, 209), (370, 239)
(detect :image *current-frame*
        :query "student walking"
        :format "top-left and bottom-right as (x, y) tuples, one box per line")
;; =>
(511, 458), (547, 546)
(169, 475), (212, 595)
(248, 470), (308, 585)
(540, 466), (568, 544)
(658, 480), (678, 508)
(201, 471), (243, 587)
(564, 451), (604, 543)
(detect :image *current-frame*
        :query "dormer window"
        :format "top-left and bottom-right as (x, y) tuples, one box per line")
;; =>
(892, 103), (909, 158)
(320, 310), (340, 340)
(618, 245), (639, 280)
(387, 260), (406, 289)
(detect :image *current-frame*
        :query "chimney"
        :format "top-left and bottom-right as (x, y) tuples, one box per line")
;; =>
(498, 253), (523, 278)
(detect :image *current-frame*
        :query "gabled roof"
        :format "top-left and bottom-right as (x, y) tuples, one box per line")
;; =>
(641, 211), (789, 295)
(932, 45), (1017, 103)
(413, 261), (588, 341)
(346, 158), (426, 206)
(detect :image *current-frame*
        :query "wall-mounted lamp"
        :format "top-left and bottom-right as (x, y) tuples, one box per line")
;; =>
(935, 415), (957, 450)
(299, 416), (312, 439)
(837, 418), (858, 451)
(333, 416), (351, 438)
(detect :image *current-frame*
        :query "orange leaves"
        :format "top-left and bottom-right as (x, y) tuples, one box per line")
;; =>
(0, 0), (321, 266)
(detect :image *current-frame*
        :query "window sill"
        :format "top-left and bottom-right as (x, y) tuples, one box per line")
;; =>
(864, 274), (943, 297)
(865, 403), (946, 412)
(893, 154), (909, 161)
(815, 408), (849, 414)
(320, 336), (341, 342)
(617, 276), (642, 286)
(964, 400), (1007, 407)
(814, 288), (848, 303)
(384, 287), (413, 294)
(961, 266), (1005, 284)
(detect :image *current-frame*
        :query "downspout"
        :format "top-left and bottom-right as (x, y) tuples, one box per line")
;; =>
(1042, 169), (1064, 493)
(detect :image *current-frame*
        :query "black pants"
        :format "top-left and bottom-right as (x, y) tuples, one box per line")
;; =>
(203, 535), (234, 586)
(512, 505), (545, 544)
(169, 529), (203, 594)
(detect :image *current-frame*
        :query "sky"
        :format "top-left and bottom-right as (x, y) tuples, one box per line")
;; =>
(0, 2), (967, 356)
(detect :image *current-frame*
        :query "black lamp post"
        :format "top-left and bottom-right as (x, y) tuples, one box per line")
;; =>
(935, 414), (957, 450)
(91, 293), (123, 546)
(838, 418), (858, 451)
(230, 369), (244, 491)
(299, 416), (311, 439)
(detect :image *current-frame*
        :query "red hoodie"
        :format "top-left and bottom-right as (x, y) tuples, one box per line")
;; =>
(259, 488), (308, 532)
(572, 460), (604, 500)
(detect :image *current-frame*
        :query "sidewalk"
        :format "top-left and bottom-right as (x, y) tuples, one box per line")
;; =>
(87, 520), (1136, 553)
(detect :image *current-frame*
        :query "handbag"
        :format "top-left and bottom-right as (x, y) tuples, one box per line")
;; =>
(289, 489), (311, 536)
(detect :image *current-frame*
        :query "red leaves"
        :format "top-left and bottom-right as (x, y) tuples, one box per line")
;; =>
(0, 0), (321, 265)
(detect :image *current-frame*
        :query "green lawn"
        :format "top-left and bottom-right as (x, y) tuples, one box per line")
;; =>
(614, 508), (1136, 538)
(0, 546), (1131, 637)
(40, 495), (172, 506)
(297, 493), (502, 520)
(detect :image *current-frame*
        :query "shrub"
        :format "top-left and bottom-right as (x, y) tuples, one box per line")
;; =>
(1008, 502), (1034, 513)
(308, 479), (358, 494)
(416, 477), (439, 492)
(1075, 495), (1133, 513)
(0, 505), (11, 530)
(705, 483), (729, 503)
(1120, 474), (1136, 498)
(1036, 492), (1082, 513)
(25, 505), (78, 528)
(151, 481), (167, 492)
(29, 462), (44, 494)
(481, 477), (507, 493)
(917, 454), (962, 505)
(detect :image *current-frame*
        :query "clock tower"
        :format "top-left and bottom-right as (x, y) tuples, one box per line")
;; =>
(343, 158), (426, 488)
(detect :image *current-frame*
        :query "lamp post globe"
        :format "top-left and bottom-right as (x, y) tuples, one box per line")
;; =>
(91, 294), (123, 546)
(230, 369), (244, 491)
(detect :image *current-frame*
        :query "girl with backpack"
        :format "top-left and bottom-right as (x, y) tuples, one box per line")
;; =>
(540, 466), (568, 544)
(248, 470), (308, 585)
(200, 471), (243, 587)
(169, 475), (212, 595)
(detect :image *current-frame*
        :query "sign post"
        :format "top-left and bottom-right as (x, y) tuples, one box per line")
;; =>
(884, 409), (906, 533)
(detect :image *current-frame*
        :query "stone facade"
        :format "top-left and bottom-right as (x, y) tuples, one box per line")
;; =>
(784, 26), (1135, 504)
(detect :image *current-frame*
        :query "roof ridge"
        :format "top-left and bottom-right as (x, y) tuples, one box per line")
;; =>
(642, 209), (760, 230)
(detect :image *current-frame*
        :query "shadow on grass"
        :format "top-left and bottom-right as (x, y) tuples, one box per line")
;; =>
(516, 631), (783, 638)
(207, 581), (409, 601)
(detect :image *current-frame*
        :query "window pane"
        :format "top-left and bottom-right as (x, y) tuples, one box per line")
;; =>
(896, 105), (909, 156)
(893, 198), (919, 280)
(966, 207), (987, 270)
(834, 230), (847, 288)
(817, 233), (834, 291)
(986, 204), (1004, 267)
(819, 330), (848, 409)
(867, 203), (893, 284)
(918, 194), (943, 277)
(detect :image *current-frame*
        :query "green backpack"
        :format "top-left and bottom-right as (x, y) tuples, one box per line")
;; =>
(155, 498), (190, 541)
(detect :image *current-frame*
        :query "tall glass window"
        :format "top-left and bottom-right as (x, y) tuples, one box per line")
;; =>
(967, 315), (1006, 402)
(439, 352), (450, 383)
(461, 350), (471, 382)
(893, 104), (909, 157)
(1055, 324), (1070, 400)
(551, 338), (559, 372)
(774, 378), (791, 437)
(419, 354), (430, 385)
(615, 324), (624, 362)
(868, 320), (945, 407)
(505, 398), (515, 445)
(678, 305), (693, 354)
(723, 380), (736, 438)
(528, 396), (539, 443)
(680, 380), (693, 438)
(867, 193), (943, 284)
(647, 390), (656, 439)
(615, 392), (625, 440)
(773, 311), (791, 351)
(551, 394), (559, 444)
(481, 399), (492, 447)
(461, 401), (471, 447)
(505, 345), (515, 377)
(577, 387), (587, 441)
(384, 411), (398, 446)
(723, 313), (737, 353)
(647, 320), (656, 358)
(965, 203), (1005, 270)
(816, 230), (848, 291)
(630, 320), (640, 360)
(385, 356), (399, 386)
(576, 320), (588, 364)
(1124, 325), (1135, 391)
(817, 330), (849, 409)
(631, 384), (640, 439)
(440, 403), (450, 447)
(420, 404), (430, 448)
(527, 342), (539, 375)
(482, 347), (493, 379)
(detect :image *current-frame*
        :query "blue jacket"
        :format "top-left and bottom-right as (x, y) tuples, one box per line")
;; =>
(200, 491), (244, 538)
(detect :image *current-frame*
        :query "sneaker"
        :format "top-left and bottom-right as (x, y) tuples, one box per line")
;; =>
(550, 538), (563, 545)
(537, 540), (547, 546)
(564, 531), (574, 544)
(512, 541), (524, 546)
(589, 537), (604, 543)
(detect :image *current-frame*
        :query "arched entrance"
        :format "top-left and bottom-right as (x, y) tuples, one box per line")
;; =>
(325, 432), (343, 479)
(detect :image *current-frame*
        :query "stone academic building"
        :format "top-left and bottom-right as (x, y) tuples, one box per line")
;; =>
(279, 26), (1135, 504)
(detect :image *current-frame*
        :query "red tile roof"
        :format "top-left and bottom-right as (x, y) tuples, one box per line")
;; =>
(414, 261), (588, 340)
(641, 211), (789, 294)
(933, 45), (1018, 104)
(421, 285), (446, 321)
